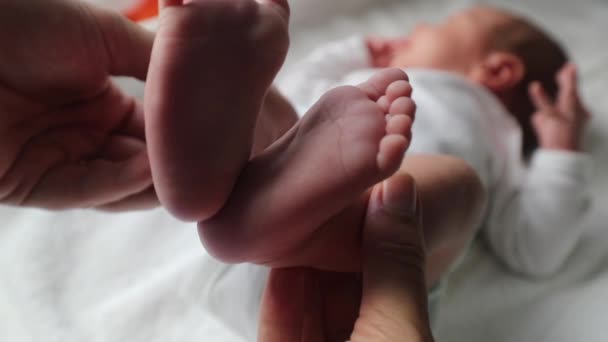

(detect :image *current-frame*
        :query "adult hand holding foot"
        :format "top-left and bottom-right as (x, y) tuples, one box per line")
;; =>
(0, 0), (155, 210)
(259, 173), (434, 342)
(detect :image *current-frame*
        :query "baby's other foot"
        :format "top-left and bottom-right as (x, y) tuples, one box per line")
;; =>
(200, 68), (416, 263)
(146, 0), (290, 221)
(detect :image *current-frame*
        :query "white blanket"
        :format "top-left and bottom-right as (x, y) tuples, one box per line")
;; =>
(1, 0), (607, 341)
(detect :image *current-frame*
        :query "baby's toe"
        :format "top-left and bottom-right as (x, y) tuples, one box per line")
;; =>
(377, 135), (409, 175)
(386, 80), (413, 103)
(377, 95), (390, 112)
(386, 114), (413, 140)
(389, 97), (416, 118)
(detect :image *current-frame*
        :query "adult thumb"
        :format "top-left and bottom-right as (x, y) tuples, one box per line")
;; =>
(351, 173), (434, 342)
(89, 4), (155, 80)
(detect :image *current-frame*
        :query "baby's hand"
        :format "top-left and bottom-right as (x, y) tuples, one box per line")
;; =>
(366, 37), (394, 68)
(529, 63), (591, 151)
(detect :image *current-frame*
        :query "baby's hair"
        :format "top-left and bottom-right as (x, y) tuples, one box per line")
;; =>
(491, 13), (569, 159)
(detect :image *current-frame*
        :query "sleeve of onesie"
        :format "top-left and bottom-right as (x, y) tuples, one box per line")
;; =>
(278, 36), (372, 115)
(483, 149), (593, 278)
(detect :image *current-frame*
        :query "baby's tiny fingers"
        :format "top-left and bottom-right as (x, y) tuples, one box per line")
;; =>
(529, 82), (554, 112)
(532, 112), (549, 130)
(556, 63), (580, 116)
(558, 63), (578, 86)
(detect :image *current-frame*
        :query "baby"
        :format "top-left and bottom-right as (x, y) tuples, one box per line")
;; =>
(283, 5), (593, 277)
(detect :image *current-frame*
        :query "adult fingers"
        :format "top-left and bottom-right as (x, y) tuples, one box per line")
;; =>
(112, 98), (147, 141)
(23, 150), (152, 210)
(318, 272), (362, 342)
(90, 4), (155, 80)
(351, 173), (434, 342)
(97, 186), (159, 212)
(258, 268), (324, 342)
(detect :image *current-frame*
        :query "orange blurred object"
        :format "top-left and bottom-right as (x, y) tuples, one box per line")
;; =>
(124, 0), (159, 21)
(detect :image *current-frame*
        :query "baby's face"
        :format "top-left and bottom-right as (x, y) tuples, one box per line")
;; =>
(389, 7), (510, 74)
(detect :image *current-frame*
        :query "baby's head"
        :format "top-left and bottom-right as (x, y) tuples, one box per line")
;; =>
(389, 6), (568, 156)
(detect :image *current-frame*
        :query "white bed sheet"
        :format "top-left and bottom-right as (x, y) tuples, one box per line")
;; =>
(1, 0), (607, 341)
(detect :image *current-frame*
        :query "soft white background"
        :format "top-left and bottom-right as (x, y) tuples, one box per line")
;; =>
(1, 0), (607, 341)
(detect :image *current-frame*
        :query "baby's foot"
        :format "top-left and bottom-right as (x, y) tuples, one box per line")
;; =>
(200, 69), (416, 263)
(145, 0), (290, 221)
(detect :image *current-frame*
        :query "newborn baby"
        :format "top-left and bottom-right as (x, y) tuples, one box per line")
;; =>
(283, 5), (593, 277)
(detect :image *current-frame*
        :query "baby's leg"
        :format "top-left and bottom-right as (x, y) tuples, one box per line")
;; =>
(199, 69), (416, 263)
(145, 0), (290, 221)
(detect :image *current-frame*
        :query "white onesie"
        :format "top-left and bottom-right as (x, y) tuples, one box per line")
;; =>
(279, 36), (594, 278)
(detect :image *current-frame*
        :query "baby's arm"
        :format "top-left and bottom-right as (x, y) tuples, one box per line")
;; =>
(485, 64), (593, 278)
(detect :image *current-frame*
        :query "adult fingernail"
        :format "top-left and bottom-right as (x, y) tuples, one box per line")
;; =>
(382, 173), (417, 218)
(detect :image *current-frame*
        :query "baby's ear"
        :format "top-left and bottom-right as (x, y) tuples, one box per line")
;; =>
(472, 52), (526, 93)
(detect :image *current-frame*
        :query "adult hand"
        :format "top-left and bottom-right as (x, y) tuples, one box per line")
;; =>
(0, 0), (156, 210)
(259, 173), (434, 342)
